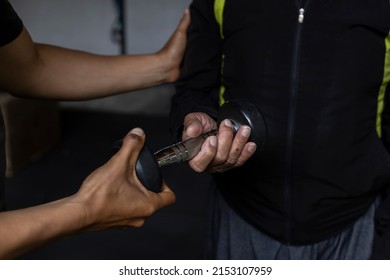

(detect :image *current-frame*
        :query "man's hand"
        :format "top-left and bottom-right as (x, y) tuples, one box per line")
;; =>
(157, 8), (191, 83)
(182, 112), (257, 173)
(0, 9), (190, 100)
(0, 128), (175, 259)
(75, 128), (176, 230)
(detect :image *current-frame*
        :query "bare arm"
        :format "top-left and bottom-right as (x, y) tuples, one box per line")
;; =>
(0, 9), (190, 100)
(0, 128), (175, 259)
(0, 8), (188, 259)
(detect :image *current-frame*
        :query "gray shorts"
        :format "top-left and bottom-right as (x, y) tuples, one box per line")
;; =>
(206, 187), (379, 260)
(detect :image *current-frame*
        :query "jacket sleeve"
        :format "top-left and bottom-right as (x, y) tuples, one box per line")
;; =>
(170, 0), (223, 141)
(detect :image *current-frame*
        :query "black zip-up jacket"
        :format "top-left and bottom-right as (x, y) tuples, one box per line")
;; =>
(171, 0), (390, 244)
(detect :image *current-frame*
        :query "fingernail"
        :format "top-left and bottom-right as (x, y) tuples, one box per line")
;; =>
(130, 127), (144, 136)
(209, 136), (217, 147)
(241, 126), (251, 138)
(223, 119), (232, 127)
(248, 143), (257, 154)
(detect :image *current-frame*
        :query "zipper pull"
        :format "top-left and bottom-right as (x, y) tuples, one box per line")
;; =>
(298, 8), (305, 23)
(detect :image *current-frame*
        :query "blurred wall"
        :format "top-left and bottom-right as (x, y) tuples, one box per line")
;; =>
(10, 0), (191, 115)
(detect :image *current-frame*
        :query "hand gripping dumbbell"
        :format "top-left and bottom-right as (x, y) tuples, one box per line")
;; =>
(114, 99), (267, 192)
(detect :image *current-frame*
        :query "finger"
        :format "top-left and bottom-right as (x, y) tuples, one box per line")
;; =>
(150, 183), (177, 210)
(188, 135), (217, 172)
(176, 8), (190, 33)
(121, 127), (144, 151)
(226, 125), (251, 165)
(211, 141), (256, 173)
(235, 142), (257, 167)
(164, 8), (190, 56)
(183, 116), (203, 140)
(117, 128), (145, 170)
(214, 119), (234, 164)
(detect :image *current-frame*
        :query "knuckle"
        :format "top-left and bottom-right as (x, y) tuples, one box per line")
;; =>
(213, 151), (227, 163)
(226, 158), (238, 166)
(218, 130), (233, 140)
(212, 158), (224, 166)
(144, 203), (156, 216)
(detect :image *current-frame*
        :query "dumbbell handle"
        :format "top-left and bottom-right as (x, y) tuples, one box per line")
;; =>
(111, 129), (217, 192)
(155, 129), (218, 167)
(113, 99), (267, 192)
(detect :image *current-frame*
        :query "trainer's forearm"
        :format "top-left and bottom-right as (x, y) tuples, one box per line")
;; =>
(21, 43), (172, 100)
(0, 196), (85, 259)
(17, 44), (169, 100)
(0, 28), (175, 100)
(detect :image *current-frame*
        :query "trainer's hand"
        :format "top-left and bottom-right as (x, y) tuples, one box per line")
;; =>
(183, 113), (257, 173)
(75, 128), (176, 230)
(157, 8), (191, 83)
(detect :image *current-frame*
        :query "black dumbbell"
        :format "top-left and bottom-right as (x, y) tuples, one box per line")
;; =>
(114, 99), (267, 192)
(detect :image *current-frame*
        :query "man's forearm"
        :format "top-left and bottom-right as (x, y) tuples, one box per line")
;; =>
(9, 43), (172, 100)
(24, 43), (173, 100)
(0, 196), (85, 259)
(0, 14), (188, 100)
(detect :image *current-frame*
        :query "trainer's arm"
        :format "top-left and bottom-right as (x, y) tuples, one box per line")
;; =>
(0, 10), (189, 100)
(0, 128), (176, 259)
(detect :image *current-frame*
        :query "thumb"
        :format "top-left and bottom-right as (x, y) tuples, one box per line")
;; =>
(117, 128), (145, 168)
(177, 8), (190, 33)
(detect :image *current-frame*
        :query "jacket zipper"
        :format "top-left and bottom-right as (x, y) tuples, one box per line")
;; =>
(284, 5), (307, 243)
